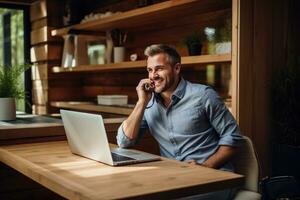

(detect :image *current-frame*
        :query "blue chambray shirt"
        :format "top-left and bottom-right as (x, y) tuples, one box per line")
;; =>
(117, 78), (244, 172)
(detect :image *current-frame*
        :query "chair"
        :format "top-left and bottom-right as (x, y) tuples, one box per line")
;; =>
(232, 136), (262, 200)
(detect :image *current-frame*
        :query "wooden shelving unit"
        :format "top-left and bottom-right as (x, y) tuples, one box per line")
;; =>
(52, 54), (231, 73)
(51, 0), (230, 36)
(51, 100), (231, 116)
(48, 0), (236, 117)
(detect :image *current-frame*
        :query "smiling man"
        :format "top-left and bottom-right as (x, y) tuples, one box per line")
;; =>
(117, 44), (244, 199)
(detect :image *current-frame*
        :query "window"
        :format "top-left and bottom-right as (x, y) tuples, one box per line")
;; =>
(0, 4), (30, 113)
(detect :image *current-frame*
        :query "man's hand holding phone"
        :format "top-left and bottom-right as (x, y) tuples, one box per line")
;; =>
(144, 82), (155, 92)
(136, 79), (154, 106)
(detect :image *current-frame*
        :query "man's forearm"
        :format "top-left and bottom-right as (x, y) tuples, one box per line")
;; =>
(123, 101), (147, 140)
(202, 145), (237, 169)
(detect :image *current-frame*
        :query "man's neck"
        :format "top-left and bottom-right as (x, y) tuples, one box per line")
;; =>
(160, 92), (172, 107)
(160, 77), (181, 107)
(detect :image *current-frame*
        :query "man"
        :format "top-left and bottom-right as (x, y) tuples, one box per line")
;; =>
(117, 44), (244, 199)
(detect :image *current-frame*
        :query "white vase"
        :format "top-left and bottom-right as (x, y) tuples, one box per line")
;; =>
(215, 42), (231, 54)
(114, 46), (125, 63)
(0, 97), (16, 121)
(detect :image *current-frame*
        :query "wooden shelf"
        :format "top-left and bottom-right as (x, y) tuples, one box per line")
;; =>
(50, 101), (133, 115)
(51, 0), (230, 36)
(50, 97), (231, 116)
(52, 54), (231, 73)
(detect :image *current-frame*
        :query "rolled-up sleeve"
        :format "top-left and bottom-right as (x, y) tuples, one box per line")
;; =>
(204, 87), (244, 146)
(116, 116), (148, 148)
(116, 122), (135, 148)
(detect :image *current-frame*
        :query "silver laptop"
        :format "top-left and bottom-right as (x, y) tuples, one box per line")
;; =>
(60, 109), (160, 166)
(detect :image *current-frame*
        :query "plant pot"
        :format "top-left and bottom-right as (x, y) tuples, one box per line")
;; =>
(0, 97), (16, 121)
(187, 43), (202, 56)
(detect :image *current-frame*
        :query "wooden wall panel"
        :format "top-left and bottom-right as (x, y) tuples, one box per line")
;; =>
(238, 0), (273, 177)
(31, 63), (49, 80)
(30, 1), (81, 114)
(32, 62), (83, 80)
(83, 71), (146, 86)
(32, 79), (48, 90)
(31, 17), (63, 30)
(230, 0), (238, 118)
(252, 0), (272, 178)
(30, 0), (64, 23)
(31, 26), (62, 45)
(32, 104), (59, 115)
(48, 88), (83, 101)
(82, 86), (137, 103)
(31, 18), (47, 30)
(32, 105), (47, 115)
(30, 0), (46, 21)
(32, 88), (48, 105)
(48, 77), (83, 88)
(30, 44), (62, 62)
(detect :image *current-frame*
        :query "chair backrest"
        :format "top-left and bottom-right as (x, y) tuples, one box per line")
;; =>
(232, 136), (260, 192)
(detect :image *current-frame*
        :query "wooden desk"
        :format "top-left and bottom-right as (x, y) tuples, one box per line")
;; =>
(0, 141), (243, 199)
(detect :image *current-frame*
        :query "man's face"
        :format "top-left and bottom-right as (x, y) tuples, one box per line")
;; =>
(146, 53), (180, 94)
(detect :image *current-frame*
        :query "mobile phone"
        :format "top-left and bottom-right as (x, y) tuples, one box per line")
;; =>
(144, 83), (151, 91)
(144, 83), (154, 91)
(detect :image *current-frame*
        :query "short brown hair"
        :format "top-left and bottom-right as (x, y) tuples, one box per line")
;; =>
(144, 44), (181, 66)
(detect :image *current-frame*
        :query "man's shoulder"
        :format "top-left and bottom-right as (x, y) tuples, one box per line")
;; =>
(185, 80), (212, 93)
(185, 81), (220, 102)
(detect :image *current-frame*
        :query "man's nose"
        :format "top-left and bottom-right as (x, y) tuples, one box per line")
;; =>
(149, 71), (158, 79)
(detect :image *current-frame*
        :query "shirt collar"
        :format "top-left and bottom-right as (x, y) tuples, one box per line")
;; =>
(172, 77), (187, 100)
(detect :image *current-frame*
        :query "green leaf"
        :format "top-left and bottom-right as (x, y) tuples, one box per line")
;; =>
(0, 64), (31, 99)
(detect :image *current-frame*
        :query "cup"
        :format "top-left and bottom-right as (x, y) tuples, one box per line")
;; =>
(114, 46), (125, 63)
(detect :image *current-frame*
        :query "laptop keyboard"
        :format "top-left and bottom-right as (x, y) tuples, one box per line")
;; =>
(111, 152), (135, 162)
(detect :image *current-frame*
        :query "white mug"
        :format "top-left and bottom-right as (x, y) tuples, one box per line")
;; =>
(114, 46), (125, 63)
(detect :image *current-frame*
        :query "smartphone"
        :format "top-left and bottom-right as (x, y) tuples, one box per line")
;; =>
(144, 83), (154, 91)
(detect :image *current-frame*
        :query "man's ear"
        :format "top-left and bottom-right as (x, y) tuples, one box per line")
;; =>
(174, 63), (181, 75)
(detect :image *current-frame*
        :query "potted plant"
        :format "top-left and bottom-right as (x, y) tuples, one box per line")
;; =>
(183, 32), (204, 56)
(0, 64), (31, 121)
(270, 55), (300, 177)
(214, 17), (232, 54)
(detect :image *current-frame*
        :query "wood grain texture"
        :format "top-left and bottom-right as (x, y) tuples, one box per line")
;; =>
(32, 105), (48, 115)
(0, 141), (243, 199)
(30, 44), (62, 62)
(30, 0), (46, 22)
(50, 101), (133, 115)
(31, 26), (62, 45)
(52, 54), (231, 73)
(31, 63), (49, 80)
(231, 0), (238, 118)
(51, 0), (230, 36)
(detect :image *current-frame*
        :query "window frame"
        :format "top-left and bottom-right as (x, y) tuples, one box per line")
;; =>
(0, 3), (31, 113)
